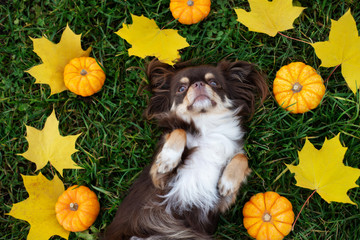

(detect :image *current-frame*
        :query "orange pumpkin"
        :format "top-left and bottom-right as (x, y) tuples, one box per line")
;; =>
(55, 185), (100, 232)
(243, 192), (294, 240)
(170, 0), (211, 25)
(64, 57), (106, 97)
(273, 62), (326, 114)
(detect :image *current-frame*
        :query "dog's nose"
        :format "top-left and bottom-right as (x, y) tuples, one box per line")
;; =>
(192, 81), (205, 88)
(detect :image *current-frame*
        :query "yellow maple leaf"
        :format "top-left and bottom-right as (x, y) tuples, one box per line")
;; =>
(26, 24), (92, 95)
(286, 134), (360, 205)
(7, 173), (69, 240)
(312, 10), (360, 94)
(234, 0), (305, 37)
(115, 14), (189, 65)
(19, 110), (82, 176)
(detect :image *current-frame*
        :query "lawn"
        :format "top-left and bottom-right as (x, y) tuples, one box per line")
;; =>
(1, 0), (360, 239)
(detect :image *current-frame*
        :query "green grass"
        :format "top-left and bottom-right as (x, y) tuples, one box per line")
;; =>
(1, 0), (360, 239)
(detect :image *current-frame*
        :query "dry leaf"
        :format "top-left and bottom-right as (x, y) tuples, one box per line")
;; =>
(7, 173), (69, 240)
(234, 0), (305, 37)
(26, 24), (92, 95)
(286, 134), (360, 205)
(115, 14), (189, 65)
(312, 10), (360, 94)
(19, 110), (82, 176)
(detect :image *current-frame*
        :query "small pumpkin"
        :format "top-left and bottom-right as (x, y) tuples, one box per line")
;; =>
(55, 185), (100, 232)
(243, 192), (294, 240)
(64, 57), (106, 97)
(273, 62), (326, 114)
(170, 0), (211, 25)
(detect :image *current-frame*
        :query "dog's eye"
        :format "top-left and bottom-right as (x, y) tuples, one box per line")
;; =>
(209, 79), (218, 87)
(178, 85), (187, 93)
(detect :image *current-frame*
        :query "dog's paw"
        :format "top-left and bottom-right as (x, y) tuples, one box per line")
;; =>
(218, 175), (238, 197)
(155, 148), (182, 174)
(218, 154), (251, 197)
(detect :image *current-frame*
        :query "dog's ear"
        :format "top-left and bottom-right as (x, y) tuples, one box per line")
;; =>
(218, 60), (268, 117)
(144, 59), (175, 119)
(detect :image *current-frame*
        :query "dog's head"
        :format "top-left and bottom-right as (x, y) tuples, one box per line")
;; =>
(145, 59), (268, 120)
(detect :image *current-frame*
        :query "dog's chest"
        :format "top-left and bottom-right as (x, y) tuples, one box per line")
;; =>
(164, 116), (244, 212)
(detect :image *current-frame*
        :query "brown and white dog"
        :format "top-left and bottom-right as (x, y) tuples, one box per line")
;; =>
(103, 60), (268, 240)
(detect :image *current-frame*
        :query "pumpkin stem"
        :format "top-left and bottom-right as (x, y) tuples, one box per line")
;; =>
(187, 0), (194, 6)
(262, 213), (272, 222)
(292, 82), (303, 93)
(70, 202), (79, 211)
(80, 69), (88, 76)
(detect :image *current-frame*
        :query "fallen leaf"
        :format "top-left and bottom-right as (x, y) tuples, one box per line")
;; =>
(115, 14), (189, 65)
(19, 110), (82, 176)
(286, 134), (360, 205)
(8, 173), (69, 240)
(26, 24), (92, 95)
(234, 0), (305, 37)
(312, 10), (360, 94)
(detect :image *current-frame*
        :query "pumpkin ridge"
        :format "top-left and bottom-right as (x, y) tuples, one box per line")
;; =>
(192, 5), (206, 20)
(189, 7), (194, 24)
(65, 71), (82, 75)
(193, 3), (211, 7)
(271, 208), (293, 218)
(72, 212), (88, 230)
(89, 70), (106, 77)
(274, 218), (293, 225)
(78, 57), (87, 70)
(286, 65), (296, 83)
(300, 87), (324, 99)
(76, 77), (83, 95)
(275, 75), (294, 84)
(273, 89), (293, 95)
(178, 7), (189, 22)
(171, 5), (186, 11)
(298, 92), (311, 110)
(265, 193), (281, 212)
(258, 221), (266, 238)
(65, 189), (75, 202)
(74, 211), (89, 229)
(77, 208), (98, 216)
(86, 76), (99, 93)
(243, 216), (262, 229)
(86, 60), (98, 69)
(283, 93), (295, 109)
(249, 199), (265, 214)
(296, 62), (307, 82)
(301, 81), (325, 91)
(272, 221), (286, 237)
(68, 62), (81, 71)
(298, 72), (320, 83)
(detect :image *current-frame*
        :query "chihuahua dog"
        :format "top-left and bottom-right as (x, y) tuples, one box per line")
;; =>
(103, 59), (268, 239)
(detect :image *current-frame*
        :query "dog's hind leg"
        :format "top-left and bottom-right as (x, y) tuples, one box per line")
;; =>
(217, 153), (251, 212)
(150, 129), (186, 189)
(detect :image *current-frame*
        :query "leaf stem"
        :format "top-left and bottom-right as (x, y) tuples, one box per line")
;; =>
(324, 64), (341, 83)
(292, 189), (317, 231)
(277, 32), (312, 45)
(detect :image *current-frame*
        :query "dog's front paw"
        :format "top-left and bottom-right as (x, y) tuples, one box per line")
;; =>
(150, 146), (183, 189)
(218, 175), (238, 197)
(150, 129), (186, 189)
(155, 148), (183, 174)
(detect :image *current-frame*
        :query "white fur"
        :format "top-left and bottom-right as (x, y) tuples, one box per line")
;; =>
(163, 108), (245, 214)
(156, 147), (183, 174)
